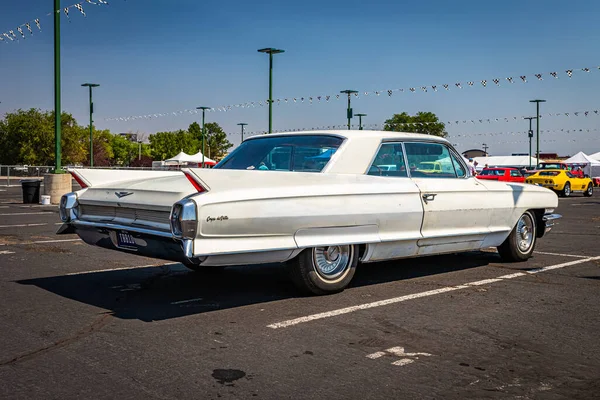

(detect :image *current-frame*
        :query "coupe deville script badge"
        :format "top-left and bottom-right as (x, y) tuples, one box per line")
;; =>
(115, 191), (134, 198)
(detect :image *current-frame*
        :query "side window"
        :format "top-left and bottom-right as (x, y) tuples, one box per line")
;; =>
(404, 142), (458, 178)
(367, 143), (408, 177)
(449, 152), (467, 178)
(510, 170), (522, 177)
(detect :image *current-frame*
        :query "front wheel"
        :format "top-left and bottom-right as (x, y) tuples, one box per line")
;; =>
(561, 182), (571, 197)
(289, 244), (358, 295)
(584, 183), (593, 197)
(497, 211), (537, 262)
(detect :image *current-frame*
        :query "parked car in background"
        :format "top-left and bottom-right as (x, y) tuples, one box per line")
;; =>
(526, 170), (593, 197)
(58, 130), (561, 295)
(536, 161), (584, 178)
(476, 167), (526, 183)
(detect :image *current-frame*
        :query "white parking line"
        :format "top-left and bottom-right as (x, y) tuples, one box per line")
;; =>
(0, 250), (15, 255)
(267, 256), (600, 329)
(0, 238), (81, 246)
(0, 223), (48, 228)
(67, 262), (181, 276)
(534, 251), (589, 258)
(171, 298), (204, 305)
(0, 212), (54, 216)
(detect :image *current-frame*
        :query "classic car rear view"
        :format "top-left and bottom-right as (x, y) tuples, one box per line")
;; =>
(58, 130), (561, 296)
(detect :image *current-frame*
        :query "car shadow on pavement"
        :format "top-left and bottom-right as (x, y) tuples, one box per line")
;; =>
(17, 251), (498, 322)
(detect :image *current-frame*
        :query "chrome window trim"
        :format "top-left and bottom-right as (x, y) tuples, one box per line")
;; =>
(363, 140), (410, 178)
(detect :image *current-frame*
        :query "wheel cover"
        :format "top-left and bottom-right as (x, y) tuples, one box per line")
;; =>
(313, 245), (352, 280)
(516, 214), (535, 253)
(564, 183), (571, 196)
(588, 185), (593, 195)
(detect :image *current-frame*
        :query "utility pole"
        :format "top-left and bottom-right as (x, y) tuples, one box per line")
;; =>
(529, 99), (546, 162)
(237, 123), (248, 143)
(340, 90), (358, 130)
(81, 83), (100, 167)
(482, 143), (489, 155)
(257, 48), (285, 133)
(355, 113), (367, 130)
(196, 107), (211, 167)
(54, 0), (62, 173)
(524, 116), (537, 168)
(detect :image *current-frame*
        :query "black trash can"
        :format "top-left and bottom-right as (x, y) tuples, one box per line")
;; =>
(21, 179), (41, 204)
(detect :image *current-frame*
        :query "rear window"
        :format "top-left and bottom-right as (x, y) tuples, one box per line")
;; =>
(539, 171), (560, 176)
(538, 163), (564, 169)
(214, 134), (344, 172)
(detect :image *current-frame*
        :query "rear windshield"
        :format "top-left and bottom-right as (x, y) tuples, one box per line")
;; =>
(214, 135), (344, 172)
(539, 171), (560, 176)
(538, 163), (564, 169)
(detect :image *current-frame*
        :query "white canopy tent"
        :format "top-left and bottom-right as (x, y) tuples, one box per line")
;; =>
(471, 155), (539, 172)
(188, 151), (217, 166)
(588, 151), (600, 161)
(165, 151), (217, 166)
(563, 151), (600, 177)
(165, 151), (195, 163)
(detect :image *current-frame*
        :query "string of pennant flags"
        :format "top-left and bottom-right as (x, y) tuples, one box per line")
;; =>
(0, 0), (111, 44)
(104, 64), (600, 122)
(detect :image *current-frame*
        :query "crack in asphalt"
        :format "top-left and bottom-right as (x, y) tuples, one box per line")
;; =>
(0, 312), (113, 367)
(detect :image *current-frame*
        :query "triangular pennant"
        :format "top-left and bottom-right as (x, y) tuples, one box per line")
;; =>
(535, 74), (542, 80)
(550, 72), (558, 78)
(493, 78), (500, 85)
(481, 80), (487, 87)
(25, 23), (32, 34)
(566, 69), (573, 77)
(520, 75), (527, 82)
(75, 4), (86, 16)
(17, 27), (25, 38)
(506, 77), (514, 83)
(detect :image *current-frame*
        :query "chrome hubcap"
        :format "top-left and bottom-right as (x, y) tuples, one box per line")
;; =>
(313, 245), (352, 280)
(565, 185), (570, 195)
(516, 214), (534, 253)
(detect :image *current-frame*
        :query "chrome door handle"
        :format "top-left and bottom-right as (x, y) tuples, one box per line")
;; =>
(422, 193), (437, 204)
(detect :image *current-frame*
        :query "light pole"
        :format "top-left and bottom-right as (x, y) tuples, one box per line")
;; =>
(54, 0), (62, 173)
(257, 48), (285, 134)
(482, 143), (489, 155)
(81, 83), (100, 167)
(237, 123), (248, 143)
(529, 99), (546, 162)
(524, 116), (537, 168)
(340, 90), (358, 130)
(196, 106), (211, 167)
(355, 113), (367, 130)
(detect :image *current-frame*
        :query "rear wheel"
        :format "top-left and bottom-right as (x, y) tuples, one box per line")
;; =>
(561, 182), (571, 197)
(497, 211), (537, 262)
(584, 183), (593, 197)
(290, 244), (358, 295)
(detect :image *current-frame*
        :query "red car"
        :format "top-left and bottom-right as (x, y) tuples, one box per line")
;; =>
(476, 167), (526, 183)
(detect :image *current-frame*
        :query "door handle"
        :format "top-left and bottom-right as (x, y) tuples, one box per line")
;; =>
(422, 193), (437, 204)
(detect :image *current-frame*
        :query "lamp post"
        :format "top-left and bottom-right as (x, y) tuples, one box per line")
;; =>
(340, 90), (358, 130)
(196, 106), (211, 167)
(355, 113), (367, 130)
(257, 48), (285, 134)
(482, 143), (489, 155)
(524, 116), (537, 168)
(529, 99), (546, 162)
(81, 83), (100, 167)
(237, 123), (248, 143)
(54, 0), (62, 173)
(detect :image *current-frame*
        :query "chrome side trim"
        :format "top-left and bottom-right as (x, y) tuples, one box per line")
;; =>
(71, 219), (173, 238)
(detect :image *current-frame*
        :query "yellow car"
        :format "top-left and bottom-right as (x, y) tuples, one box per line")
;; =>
(526, 169), (593, 197)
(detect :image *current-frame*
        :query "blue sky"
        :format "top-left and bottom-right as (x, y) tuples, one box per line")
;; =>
(1, 0), (599, 156)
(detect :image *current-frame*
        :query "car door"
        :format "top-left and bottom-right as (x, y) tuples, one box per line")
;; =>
(404, 141), (491, 254)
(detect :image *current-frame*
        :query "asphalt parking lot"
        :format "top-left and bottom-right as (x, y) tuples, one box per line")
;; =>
(0, 182), (599, 399)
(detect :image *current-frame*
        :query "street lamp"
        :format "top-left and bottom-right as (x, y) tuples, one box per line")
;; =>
(196, 106), (211, 167)
(524, 116), (538, 168)
(257, 48), (285, 134)
(529, 99), (546, 162)
(237, 123), (248, 143)
(355, 113), (367, 130)
(340, 90), (358, 130)
(482, 143), (489, 155)
(81, 83), (100, 167)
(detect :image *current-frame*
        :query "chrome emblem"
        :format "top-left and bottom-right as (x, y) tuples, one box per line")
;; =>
(115, 191), (134, 198)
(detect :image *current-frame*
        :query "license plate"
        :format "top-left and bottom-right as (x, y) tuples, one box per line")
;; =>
(116, 231), (137, 248)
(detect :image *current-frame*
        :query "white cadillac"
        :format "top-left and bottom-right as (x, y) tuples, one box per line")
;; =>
(58, 130), (560, 295)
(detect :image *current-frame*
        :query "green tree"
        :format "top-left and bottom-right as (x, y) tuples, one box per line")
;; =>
(201, 122), (233, 160)
(383, 111), (448, 138)
(148, 129), (199, 160)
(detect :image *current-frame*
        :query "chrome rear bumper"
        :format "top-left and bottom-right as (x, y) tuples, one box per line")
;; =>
(542, 213), (562, 233)
(57, 220), (198, 265)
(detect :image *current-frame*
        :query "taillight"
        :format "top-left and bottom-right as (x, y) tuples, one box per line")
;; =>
(183, 171), (206, 193)
(69, 171), (88, 189)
